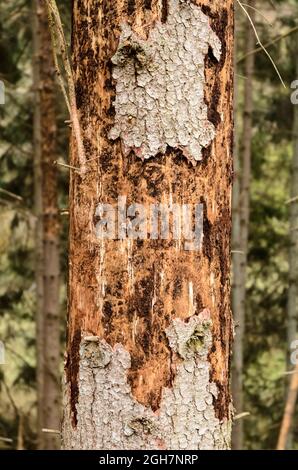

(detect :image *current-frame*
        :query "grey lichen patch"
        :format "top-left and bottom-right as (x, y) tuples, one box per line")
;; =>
(62, 314), (231, 450)
(82, 337), (112, 368)
(63, 339), (157, 449)
(108, 0), (222, 164)
(165, 311), (212, 360)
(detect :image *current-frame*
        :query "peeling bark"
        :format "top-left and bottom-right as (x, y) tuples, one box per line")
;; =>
(64, 0), (234, 450)
(63, 310), (231, 449)
(109, 1), (221, 163)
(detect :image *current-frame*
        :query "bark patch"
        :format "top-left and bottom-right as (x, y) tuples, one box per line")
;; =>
(62, 311), (232, 449)
(109, 0), (222, 164)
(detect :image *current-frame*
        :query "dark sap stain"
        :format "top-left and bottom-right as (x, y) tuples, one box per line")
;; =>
(161, 0), (169, 23)
(127, 0), (136, 16)
(66, 328), (81, 427)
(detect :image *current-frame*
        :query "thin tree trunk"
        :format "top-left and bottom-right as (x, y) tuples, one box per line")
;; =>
(40, 0), (61, 449)
(63, 0), (234, 450)
(17, 413), (24, 451)
(231, 14), (242, 448)
(285, 37), (298, 449)
(231, 0), (255, 450)
(277, 362), (298, 450)
(32, 0), (44, 449)
(33, 0), (60, 449)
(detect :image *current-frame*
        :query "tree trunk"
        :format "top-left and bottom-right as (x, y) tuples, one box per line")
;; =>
(32, 0), (45, 449)
(231, 0), (255, 450)
(33, 0), (60, 450)
(277, 362), (298, 450)
(231, 22), (242, 450)
(285, 37), (298, 449)
(63, 0), (234, 450)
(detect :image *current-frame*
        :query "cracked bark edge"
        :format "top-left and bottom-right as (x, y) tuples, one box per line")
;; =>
(62, 310), (232, 450)
(108, 0), (222, 165)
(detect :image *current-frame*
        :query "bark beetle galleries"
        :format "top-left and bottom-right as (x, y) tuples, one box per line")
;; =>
(65, 0), (234, 449)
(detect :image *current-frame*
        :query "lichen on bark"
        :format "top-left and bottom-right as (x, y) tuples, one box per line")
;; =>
(62, 309), (232, 450)
(109, 0), (222, 164)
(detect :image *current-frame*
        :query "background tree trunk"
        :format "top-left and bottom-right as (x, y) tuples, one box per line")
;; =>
(33, 0), (60, 450)
(231, 13), (242, 448)
(277, 362), (298, 450)
(63, 0), (234, 450)
(232, 0), (255, 450)
(32, 0), (44, 449)
(285, 35), (298, 449)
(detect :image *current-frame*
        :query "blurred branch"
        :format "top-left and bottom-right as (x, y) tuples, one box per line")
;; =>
(281, 369), (298, 376)
(2, 142), (33, 157)
(286, 195), (298, 205)
(53, 160), (80, 171)
(0, 437), (13, 444)
(5, 344), (33, 370)
(0, 188), (23, 202)
(241, 3), (273, 26)
(234, 412), (250, 421)
(42, 428), (60, 435)
(2, 377), (19, 419)
(45, 0), (86, 172)
(238, 25), (298, 64)
(236, 0), (286, 87)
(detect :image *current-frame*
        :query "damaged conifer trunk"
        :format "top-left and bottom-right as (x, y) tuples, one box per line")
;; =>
(63, 0), (234, 450)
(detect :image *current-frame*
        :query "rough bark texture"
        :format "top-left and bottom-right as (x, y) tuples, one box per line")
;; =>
(231, 0), (255, 450)
(63, 0), (234, 450)
(33, 0), (61, 449)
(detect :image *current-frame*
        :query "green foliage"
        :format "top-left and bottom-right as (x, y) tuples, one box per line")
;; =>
(245, 350), (285, 449)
